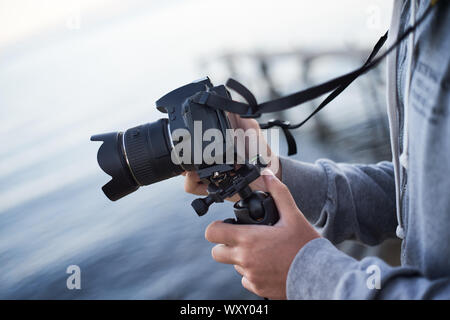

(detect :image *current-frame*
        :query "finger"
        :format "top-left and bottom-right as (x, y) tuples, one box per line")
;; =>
(205, 220), (248, 245)
(211, 244), (238, 265)
(226, 112), (239, 129)
(227, 112), (260, 132)
(184, 170), (238, 201)
(234, 264), (246, 277)
(262, 169), (299, 223)
(241, 277), (258, 295)
(225, 194), (242, 203)
(184, 171), (208, 195)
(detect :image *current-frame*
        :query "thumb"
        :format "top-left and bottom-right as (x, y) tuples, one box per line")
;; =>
(262, 168), (300, 224)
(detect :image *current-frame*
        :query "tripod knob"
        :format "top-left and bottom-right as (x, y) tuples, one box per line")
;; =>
(191, 195), (216, 216)
(230, 191), (279, 225)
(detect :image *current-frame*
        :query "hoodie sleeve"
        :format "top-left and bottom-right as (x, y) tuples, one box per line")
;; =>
(280, 157), (398, 245)
(287, 238), (450, 299)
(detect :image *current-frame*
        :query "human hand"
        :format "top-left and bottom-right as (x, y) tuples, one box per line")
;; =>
(204, 169), (320, 299)
(182, 113), (280, 200)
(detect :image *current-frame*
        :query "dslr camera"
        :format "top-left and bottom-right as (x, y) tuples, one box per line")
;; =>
(91, 77), (279, 225)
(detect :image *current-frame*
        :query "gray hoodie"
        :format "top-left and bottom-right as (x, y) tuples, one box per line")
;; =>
(282, 0), (450, 299)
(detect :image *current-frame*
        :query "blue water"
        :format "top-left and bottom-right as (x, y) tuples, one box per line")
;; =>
(1, 175), (258, 299)
(0, 3), (258, 299)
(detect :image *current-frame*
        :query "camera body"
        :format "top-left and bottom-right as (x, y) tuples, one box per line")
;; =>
(155, 77), (234, 173)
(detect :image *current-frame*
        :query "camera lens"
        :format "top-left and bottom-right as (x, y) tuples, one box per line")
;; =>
(91, 118), (183, 201)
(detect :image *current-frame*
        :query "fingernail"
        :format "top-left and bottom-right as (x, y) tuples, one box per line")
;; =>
(262, 168), (275, 179)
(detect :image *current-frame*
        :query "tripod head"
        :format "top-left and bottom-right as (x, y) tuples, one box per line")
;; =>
(191, 158), (279, 226)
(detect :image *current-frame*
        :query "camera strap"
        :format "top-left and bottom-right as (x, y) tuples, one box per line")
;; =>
(192, 2), (437, 155)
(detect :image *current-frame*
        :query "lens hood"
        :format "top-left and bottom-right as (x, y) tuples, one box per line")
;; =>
(91, 132), (139, 201)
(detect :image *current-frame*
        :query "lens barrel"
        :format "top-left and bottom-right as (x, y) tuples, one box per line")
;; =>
(91, 118), (182, 201)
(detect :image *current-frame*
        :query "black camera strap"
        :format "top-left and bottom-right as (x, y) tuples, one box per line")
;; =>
(192, 2), (437, 155)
